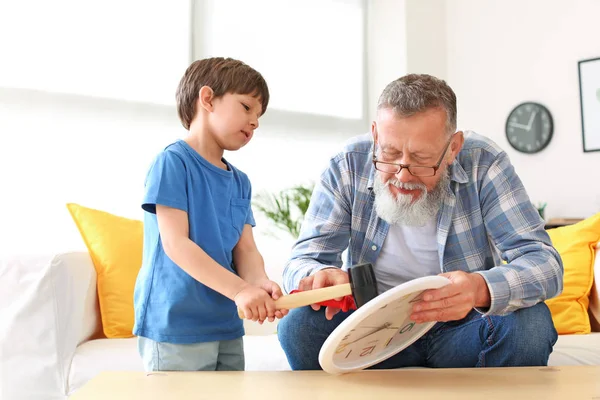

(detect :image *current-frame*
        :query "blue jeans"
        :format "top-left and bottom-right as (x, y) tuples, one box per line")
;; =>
(138, 336), (245, 371)
(277, 302), (557, 370)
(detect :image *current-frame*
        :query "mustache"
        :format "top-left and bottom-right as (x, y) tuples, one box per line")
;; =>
(384, 178), (427, 192)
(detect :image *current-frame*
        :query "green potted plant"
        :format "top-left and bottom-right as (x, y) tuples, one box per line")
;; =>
(253, 183), (314, 239)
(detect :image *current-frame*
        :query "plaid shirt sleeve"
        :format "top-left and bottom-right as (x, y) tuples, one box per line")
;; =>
(282, 153), (355, 293)
(474, 151), (564, 315)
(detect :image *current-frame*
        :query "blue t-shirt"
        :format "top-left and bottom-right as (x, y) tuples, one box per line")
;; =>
(133, 140), (255, 343)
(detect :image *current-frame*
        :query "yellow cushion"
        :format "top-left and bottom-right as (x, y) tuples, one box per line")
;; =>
(545, 213), (600, 335)
(66, 203), (143, 338)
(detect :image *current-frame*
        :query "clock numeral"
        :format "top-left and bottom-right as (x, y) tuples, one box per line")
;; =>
(400, 322), (416, 334)
(360, 346), (376, 357)
(335, 343), (348, 354)
(345, 350), (353, 359)
(384, 337), (394, 348)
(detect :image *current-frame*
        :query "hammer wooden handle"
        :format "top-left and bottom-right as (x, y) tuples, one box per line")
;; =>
(237, 283), (352, 319)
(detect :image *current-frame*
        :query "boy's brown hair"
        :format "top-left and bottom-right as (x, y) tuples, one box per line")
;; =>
(176, 57), (270, 130)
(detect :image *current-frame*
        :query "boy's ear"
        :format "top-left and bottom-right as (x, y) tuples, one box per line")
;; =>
(198, 86), (214, 112)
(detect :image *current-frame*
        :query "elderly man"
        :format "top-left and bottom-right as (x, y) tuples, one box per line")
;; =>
(277, 74), (563, 370)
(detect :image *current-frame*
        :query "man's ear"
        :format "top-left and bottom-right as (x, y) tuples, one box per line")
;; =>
(371, 121), (378, 143)
(198, 86), (214, 113)
(449, 131), (465, 162)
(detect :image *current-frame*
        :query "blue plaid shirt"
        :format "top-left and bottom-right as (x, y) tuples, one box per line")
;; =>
(283, 131), (563, 316)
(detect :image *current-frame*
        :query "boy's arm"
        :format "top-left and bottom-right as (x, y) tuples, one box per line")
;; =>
(232, 224), (269, 285)
(156, 204), (250, 300)
(233, 225), (286, 316)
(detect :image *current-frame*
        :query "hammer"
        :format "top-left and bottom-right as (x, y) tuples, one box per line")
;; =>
(238, 263), (378, 319)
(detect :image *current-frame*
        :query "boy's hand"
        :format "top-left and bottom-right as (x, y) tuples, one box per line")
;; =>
(233, 285), (276, 324)
(256, 279), (289, 321)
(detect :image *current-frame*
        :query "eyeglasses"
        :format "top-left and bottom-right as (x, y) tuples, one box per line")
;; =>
(372, 135), (454, 177)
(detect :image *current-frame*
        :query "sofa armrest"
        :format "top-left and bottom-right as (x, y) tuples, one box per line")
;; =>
(0, 251), (100, 399)
(54, 252), (103, 344)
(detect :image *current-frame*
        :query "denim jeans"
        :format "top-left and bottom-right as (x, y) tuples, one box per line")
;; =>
(277, 302), (558, 370)
(138, 336), (245, 371)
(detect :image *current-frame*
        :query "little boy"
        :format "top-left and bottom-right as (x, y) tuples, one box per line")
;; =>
(133, 57), (286, 372)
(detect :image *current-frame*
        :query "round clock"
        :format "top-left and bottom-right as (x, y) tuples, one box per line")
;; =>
(505, 102), (553, 154)
(318, 275), (450, 374)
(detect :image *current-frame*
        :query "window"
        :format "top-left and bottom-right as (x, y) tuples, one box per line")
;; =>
(198, 0), (366, 121)
(0, 0), (191, 105)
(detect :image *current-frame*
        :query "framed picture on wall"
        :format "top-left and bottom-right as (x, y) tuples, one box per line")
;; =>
(578, 57), (600, 152)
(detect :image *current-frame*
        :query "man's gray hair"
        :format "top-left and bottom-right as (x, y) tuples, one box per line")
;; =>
(377, 74), (457, 134)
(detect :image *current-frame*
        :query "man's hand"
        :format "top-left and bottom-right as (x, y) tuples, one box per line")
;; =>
(255, 278), (289, 322)
(410, 271), (491, 323)
(298, 268), (349, 320)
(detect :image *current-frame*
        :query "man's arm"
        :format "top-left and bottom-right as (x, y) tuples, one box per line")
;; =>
(477, 151), (563, 315)
(282, 156), (354, 294)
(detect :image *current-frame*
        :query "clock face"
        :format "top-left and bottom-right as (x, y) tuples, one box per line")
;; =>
(331, 292), (423, 365)
(505, 102), (553, 154)
(319, 275), (450, 374)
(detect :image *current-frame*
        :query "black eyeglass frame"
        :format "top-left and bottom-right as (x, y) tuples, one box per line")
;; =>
(372, 134), (455, 177)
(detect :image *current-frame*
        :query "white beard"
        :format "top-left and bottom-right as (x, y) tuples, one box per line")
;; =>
(372, 171), (450, 227)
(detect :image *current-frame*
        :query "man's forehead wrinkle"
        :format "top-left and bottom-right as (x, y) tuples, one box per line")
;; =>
(380, 142), (435, 156)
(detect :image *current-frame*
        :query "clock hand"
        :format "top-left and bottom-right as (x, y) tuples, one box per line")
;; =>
(346, 323), (395, 345)
(526, 111), (538, 131)
(508, 122), (529, 130)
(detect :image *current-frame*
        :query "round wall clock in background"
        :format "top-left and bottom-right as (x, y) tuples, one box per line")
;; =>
(505, 102), (554, 154)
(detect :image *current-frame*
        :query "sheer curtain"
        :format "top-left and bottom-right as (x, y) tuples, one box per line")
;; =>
(0, 0), (191, 105)
(197, 0), (366, 122)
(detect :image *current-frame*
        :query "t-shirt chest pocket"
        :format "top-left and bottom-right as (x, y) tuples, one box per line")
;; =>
(230, 198), (251, 235)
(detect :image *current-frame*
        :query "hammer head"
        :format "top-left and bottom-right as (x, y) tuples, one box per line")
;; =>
(348, 263), (378, 307)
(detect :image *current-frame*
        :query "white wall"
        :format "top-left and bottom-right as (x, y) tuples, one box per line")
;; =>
(444, 0), (600, 219)
(367, 0), (408, 121)
(405, 0), (447, 80)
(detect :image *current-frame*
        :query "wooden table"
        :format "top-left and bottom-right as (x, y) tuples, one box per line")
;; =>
(70, 366), (600, 399)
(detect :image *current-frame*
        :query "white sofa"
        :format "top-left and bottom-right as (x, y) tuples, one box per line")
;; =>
(1, 246), (600, 400)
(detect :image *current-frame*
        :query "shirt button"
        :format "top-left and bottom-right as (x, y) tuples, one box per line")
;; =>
(371, 245), (377, 251)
